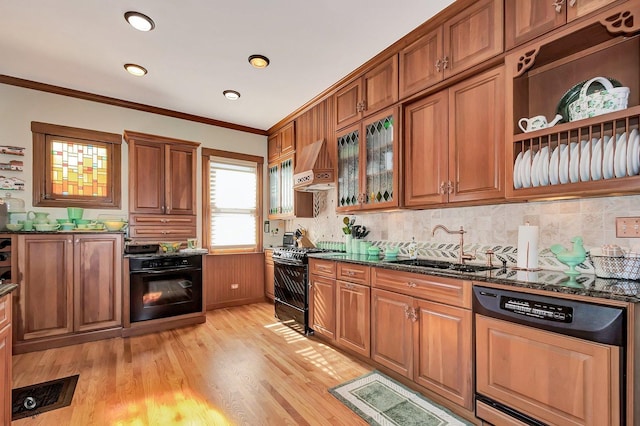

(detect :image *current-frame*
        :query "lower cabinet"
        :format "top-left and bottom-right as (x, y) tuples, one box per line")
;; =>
(264, 250), (274, 300)
(15, 234), (123, 352)
(371, 288), (414, 377)
(336, 280), (370, 357)
(371, 268), (473, 410)
(0, 293), (12, 425)
(309, 274), (336, 340)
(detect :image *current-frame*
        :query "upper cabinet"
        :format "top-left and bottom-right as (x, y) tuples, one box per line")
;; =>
(336, 106), (400, 212)
(125, 131), (198, 216)
(505, 3), (640, 201)
(268, 121), (295, 163)
(335, 56), (398, 130)
(399, 0), (503, 99)
(505, 0), (622, 50)
(404, 66), (505, 208)
(267, 122), (313, 219)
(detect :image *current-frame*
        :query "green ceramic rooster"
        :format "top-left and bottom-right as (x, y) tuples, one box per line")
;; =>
(550, 236), (586, 276)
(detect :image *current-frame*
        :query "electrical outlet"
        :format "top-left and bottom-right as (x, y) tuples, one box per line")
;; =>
(231, 283), (239, 289)
(616, 217), (640, 237)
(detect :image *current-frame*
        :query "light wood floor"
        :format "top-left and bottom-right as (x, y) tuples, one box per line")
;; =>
(12, 303), (371, 425)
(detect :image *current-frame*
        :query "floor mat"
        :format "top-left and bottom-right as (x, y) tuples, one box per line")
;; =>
(329, 371), (472, 426)
(12, 375), (79, 420)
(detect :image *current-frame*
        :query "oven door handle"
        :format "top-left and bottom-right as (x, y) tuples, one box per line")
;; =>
(130, 266), (201, 275)
(273, 258), (304, 267)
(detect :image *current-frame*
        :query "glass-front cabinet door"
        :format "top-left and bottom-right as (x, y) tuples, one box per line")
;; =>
(268, 155), (295, 218)
(336, 106), (399, 212)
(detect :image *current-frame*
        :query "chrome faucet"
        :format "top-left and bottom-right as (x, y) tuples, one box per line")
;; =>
(431, 225), (476, 265)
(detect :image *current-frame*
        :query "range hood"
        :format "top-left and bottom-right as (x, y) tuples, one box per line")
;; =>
(293, 139), (335, 192)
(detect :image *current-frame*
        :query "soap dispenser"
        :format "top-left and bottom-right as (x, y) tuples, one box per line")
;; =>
(408, 237), (417, 259)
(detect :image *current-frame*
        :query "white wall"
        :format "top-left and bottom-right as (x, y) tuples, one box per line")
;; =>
(0, 83), (268, 240)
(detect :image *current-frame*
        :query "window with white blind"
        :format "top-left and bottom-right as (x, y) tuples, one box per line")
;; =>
(205, 150), (263, 252)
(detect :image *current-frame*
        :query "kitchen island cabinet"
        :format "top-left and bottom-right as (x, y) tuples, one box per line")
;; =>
(15, 233), (123, 353)
(404, 66), (505, 208)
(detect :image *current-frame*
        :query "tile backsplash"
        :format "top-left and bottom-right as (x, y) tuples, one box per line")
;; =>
(287, 189), (640, 271)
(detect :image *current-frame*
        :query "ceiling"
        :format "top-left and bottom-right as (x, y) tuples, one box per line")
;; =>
(0, 0), (455, 132)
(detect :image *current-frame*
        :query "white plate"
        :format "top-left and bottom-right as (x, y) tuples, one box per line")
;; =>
(521, 149), (532, 188)
(591, 137), (603, 181)
(531, 150), (541, 187)
(569, 142), (580, 183)
(513, 151), (523, 189)
(632, 129), (640, 176)
(580, 139), (592, 182)
(604, 135), (615, 179)
(538, 146), (550, 186)
(615, 132), (627, 178)
(549, 145), (560, 185)
(559, 144), (569, 184)
(627, 129), (639, 176)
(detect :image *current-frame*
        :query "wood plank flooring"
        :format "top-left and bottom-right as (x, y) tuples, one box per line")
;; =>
(12, 303), (371, 425)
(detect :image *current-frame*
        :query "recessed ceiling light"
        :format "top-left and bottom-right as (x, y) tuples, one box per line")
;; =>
(223, 90), (241, 100)
(248, 55), (270, 69)
(124, 11), (155, 31)
(124, 63), (148, 76)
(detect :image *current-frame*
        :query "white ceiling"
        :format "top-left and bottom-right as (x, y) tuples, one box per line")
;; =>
(0, 0), (455, 132)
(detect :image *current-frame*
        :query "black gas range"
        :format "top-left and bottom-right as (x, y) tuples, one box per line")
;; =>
(272, 234), (331, 334)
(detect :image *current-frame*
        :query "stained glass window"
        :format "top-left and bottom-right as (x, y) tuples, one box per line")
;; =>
(50, 139), (109, 197)
(31, 121), (121, 208)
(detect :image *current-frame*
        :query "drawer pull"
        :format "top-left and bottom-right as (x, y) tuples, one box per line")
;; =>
(345, 271), (356, 276)
(407, 281), (417, 288)
(345, 283), (355, 290)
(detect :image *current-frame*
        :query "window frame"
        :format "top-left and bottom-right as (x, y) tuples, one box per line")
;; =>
(31, 121), (122, 208)
(202, 148), (263, 253)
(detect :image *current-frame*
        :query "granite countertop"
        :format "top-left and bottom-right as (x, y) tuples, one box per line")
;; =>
(309, 253), (640, 303)
(0, 283), (18, 297)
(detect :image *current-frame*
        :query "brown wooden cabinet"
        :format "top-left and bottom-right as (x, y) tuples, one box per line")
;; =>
(295, 99), (329, 153)
(404, 66), (505, 208)
(264, 250), (274, 300)
(505, 4), (640, 201)
(335, 263), (370, 357)
(0, 293), (11, 425)
(335, 55), (398, 129)
(505, 0), (622, 49)
(371, 268), (473, 409)
(371, 287), (414, 378)
(414, 299), (472, 409)
(336, 106), (400, 212)
(309, 272), (336, 340)
(476, 314), (620, 425)
(15, 233), (122, 352)
(399, 0), (503, 99)
(268, 121), (295, 163)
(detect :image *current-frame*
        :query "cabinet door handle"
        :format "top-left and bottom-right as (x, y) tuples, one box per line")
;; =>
(403, 304), (412, 320)
(569, 0), (576, 6)
(552, 0), (565, 12)
(448, 181), (454, 194)
(410, 307), (419, 323)
(440, 181), (447, 194)
(435, 58), (442, 72)
(442, 56), (449, 70)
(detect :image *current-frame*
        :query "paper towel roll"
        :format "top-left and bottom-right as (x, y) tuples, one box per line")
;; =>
(517, 224), (539, 269)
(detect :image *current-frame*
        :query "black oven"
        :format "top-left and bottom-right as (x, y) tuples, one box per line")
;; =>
(129, 255), (203, 322)
(274, 256), (311, 334)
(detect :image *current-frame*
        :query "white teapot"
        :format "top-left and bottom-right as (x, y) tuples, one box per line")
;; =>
(518, 114), (563, 133)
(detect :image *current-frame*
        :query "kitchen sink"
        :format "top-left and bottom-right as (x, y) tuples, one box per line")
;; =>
(386, 258), (498, 273)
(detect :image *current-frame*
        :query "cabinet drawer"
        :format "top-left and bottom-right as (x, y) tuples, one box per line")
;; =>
(0, 294), (9, 331)
(129, 214), (197, 226)
(337, 263), (370, 285)
(128, 226), (196, 240)
(309, 259), (336, 278)
(372, 268), (470, 308)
